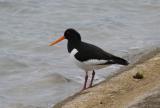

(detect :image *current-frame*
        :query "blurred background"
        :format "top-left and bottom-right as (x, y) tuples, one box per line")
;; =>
(0, 0), (160, 108)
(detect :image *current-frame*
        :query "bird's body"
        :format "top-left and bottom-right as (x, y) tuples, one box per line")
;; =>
(70, 48), (108, 71)
(49, 28), (129, 90)
(69, 41), (127, 71)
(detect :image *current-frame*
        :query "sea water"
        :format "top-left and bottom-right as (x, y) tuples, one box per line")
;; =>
(0, 0), (160, 107)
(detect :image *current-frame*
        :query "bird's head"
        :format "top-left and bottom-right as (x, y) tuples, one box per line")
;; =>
(49, 28), (81, 46)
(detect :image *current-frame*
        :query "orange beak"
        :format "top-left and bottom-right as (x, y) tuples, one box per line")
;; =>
(49, 36), (65, 46)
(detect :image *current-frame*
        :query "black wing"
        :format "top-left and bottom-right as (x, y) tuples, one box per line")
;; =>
(75, 41), (129, 65)
(75, 42), (114, 61)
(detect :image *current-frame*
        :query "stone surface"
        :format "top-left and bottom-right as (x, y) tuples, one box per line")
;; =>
(53, 53), (160, 108)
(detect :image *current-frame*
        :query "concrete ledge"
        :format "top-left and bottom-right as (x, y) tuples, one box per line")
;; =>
(53, 50), (160, 108)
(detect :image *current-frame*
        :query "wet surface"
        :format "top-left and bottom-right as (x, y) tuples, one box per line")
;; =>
(0, 0), (160, 107)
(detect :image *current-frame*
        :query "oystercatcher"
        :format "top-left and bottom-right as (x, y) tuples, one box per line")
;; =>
(49, 28), (129, 90)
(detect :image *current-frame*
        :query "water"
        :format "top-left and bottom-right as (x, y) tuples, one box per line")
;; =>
(0, 0), (160, 107)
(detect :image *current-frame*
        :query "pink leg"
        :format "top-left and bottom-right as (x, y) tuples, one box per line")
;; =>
(82, 71), (88, 91)
(89, 70), (95, 88)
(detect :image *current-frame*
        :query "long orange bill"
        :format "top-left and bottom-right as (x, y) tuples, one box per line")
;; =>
(49, 36), (65, 46)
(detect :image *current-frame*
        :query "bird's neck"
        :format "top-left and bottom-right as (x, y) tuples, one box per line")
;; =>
(67, 40), (80, 53)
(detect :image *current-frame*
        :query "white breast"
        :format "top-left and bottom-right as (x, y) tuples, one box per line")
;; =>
(70, 48), (108, 71)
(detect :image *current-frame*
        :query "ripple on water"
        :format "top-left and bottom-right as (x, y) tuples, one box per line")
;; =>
(1, 58), (28, 68)
(0, 0), (160, 108)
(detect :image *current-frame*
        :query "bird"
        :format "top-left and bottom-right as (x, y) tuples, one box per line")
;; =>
(49, 28), (129, 90)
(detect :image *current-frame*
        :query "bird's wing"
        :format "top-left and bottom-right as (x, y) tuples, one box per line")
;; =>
(74, 42), (114, 62)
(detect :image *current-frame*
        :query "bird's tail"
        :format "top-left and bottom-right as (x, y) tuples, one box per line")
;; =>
(112, 56), (129, 65)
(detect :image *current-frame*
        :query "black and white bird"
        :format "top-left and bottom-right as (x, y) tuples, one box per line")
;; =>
(49, 28), (129, 90)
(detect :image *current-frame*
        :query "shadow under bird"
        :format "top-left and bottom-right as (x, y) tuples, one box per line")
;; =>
(49, 28), (129, 90)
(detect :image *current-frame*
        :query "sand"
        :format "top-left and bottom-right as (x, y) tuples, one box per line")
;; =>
(53, 50), (160, 108)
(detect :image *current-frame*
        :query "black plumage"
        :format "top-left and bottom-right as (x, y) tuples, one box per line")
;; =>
(65, 28), (128, 65)
(50, 28), (129, 90)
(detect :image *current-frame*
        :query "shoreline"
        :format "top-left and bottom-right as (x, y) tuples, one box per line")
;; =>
(53, 48), (160, 108)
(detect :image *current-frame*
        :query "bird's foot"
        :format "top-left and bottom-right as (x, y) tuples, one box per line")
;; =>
(88, 84), (93, 88)
(80, 87), (86, 92)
